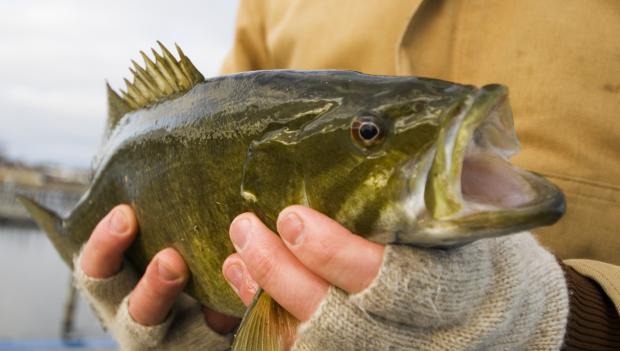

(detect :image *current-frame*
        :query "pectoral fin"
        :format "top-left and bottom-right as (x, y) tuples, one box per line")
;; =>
(232, 290), (299, 351)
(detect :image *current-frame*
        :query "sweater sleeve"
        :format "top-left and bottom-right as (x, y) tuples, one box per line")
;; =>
(73, 250), (232, 351)
(293, 232), (569, 350)
(560, 263), (620, 350)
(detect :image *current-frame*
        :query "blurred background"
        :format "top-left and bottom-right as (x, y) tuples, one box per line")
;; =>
(0, 1), (239, 349)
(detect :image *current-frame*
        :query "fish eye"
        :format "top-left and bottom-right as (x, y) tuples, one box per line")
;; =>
(412, 101), (427, 113)
(351, 116), (385, 147)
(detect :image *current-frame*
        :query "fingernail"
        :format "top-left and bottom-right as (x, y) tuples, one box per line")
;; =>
(158, 259), (181, 281)
(109, 208), (128, 235)
(224, 263), (243, 293)
(279, 212), (304, 246)
(230, 217), (251, 251)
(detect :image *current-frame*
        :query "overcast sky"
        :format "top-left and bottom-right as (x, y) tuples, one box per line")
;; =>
(0, 0), (239, 168)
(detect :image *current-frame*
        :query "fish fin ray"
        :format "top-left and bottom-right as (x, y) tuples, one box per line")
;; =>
(106, 42), (205, 123)
(232, 290), (299, 351)
(105, 82), (131, 137)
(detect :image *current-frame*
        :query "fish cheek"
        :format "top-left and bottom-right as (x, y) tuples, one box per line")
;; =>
(241, 137), (306, 231)
(297, 131), (406, 237)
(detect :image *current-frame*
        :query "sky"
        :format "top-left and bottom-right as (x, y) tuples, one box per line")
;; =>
(0, 0), (240, 169)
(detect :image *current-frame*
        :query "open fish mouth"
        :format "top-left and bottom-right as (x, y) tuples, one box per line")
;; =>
(408, 84), (565, 246)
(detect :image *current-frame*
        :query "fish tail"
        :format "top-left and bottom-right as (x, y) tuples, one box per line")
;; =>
(17, 195), (78, 267)
(232, 290), (299, 351)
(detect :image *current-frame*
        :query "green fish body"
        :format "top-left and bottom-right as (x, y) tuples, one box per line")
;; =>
(20, 44), (564, 350)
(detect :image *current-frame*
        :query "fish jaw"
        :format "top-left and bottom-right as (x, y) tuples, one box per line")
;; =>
(396, 84), (565, 247)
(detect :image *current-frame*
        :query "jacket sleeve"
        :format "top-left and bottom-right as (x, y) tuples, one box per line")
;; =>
(561, 260), (620, 350)
(219, 0), (271, 74)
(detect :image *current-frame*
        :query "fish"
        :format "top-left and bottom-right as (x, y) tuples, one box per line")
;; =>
(19, 43), (564, 350)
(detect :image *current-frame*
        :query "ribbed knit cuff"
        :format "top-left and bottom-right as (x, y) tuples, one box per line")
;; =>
(561, 263), (620, 350)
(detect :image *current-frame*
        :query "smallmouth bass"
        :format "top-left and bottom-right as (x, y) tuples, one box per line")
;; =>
(20, 43), (564, 350)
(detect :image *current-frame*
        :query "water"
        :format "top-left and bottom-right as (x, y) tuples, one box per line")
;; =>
(0, 225), (111, 345)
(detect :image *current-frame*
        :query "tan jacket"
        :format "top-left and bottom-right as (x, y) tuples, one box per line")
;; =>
(221, 0), (620, 310)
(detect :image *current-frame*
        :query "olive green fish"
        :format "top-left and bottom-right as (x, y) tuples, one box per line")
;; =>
(19, 43), (564, 350)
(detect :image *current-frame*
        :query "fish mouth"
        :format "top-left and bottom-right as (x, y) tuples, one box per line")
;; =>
(409, 84), (565, 247)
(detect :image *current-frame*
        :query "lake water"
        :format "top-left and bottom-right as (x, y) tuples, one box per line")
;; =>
(0, 225), (115, 349)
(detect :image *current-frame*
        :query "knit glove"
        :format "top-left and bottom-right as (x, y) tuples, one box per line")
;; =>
(292, 232), (569, 350)
(72, 251), (232, 351)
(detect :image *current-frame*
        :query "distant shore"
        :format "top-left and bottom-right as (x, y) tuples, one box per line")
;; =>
(0, 161), (89, 224)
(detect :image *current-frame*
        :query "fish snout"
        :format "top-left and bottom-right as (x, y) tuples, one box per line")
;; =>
(399, 85), (565, 247)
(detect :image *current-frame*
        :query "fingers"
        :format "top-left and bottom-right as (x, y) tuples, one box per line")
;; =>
(81, 205), (138, 278)
(222, 254), (259, 306)
(225, 213), (329, 321)
(128, 248), (189, 326)
(277, 206), (384, 294)
(202, 306), (241, 335)
(80, 205), (189, 327)
(223, 208), (385, 320)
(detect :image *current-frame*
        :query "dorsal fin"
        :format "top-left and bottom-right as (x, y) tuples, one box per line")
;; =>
(106, 82), (131, 134)
(105, 42), (205, 133)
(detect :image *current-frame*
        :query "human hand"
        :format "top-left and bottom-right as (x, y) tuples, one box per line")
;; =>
(222, 205), (384, 320)
(222, 205), (569, 350)
(74, 205), (237, 350)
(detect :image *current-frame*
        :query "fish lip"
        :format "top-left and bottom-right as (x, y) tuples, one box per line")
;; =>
(406, 85), (565, 247)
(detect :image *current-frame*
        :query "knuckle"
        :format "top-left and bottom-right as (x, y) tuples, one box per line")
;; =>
(136, 271), (162, 303)
(136, 276), (173, 312)
(86, 241), (104, 262)
(136, 277), (158, 303)
(149, 258), (184, 296)
(89, 235), (119, 264)
(89, 213), (136, 259)
(145, 280), (172, 304)
(248, 250), (277, 286)
(144, 267), (173, 299)
(311, 236), (339, 268)
(84, 241), (110, 266)
(91, 224), (117, 248)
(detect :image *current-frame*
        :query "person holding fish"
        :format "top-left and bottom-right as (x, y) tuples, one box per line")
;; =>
(67, 0), (620, 350)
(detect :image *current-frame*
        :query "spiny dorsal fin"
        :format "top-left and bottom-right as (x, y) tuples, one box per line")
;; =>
(108, 42), (205, 124)
(106, 82), (131, 133)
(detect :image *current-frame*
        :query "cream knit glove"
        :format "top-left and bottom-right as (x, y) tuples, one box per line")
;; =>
(72, 251), (232, 351)
(292, 232), (569, 350)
